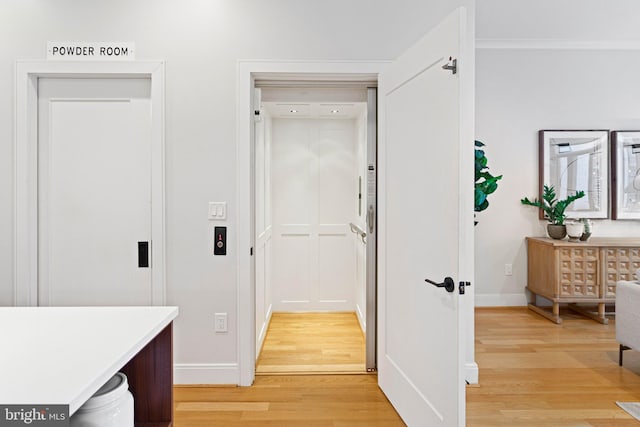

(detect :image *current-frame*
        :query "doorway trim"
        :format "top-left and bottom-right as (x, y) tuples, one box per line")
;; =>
(237, 60), (387, 386)
(14, 61), (166, 306)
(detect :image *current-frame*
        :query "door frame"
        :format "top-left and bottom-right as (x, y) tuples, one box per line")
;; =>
(238, 58), (477, 387)
(14, 61), (166, 306)
(237, 60), (386, 386)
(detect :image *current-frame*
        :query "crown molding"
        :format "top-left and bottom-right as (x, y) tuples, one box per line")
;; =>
(476, 38), (640, 50)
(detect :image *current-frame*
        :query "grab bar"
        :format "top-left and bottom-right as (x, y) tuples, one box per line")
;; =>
(349, 222), (367, 244)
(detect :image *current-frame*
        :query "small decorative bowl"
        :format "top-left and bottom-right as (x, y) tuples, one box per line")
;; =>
(566, 222), (585, 242)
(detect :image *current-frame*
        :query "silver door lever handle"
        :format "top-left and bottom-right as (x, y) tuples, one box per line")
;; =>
(367, 205), (375, 234)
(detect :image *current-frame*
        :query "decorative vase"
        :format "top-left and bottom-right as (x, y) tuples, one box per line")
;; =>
(579, 218), (592, 241)
(566, 222), (585, 242)
(547, 224), (567, 240)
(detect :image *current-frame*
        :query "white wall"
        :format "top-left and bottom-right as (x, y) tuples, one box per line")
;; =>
(271, 118), (357, 311)
(0, 0), (473, 384)
(475, 47), (640, 306)
(9, 0), (638, 386)
(476, 0), (640, 41)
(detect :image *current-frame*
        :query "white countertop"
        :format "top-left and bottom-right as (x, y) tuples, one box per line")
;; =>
(0, 306), (178, 414)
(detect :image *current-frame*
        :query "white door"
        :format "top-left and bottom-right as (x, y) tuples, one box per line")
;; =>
(378, 8), (472, 426)
(37, 77), (153, 306)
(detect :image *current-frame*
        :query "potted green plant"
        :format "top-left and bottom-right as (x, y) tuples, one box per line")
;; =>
(475, 140), (502, 224)
(521, 184), (585, 239)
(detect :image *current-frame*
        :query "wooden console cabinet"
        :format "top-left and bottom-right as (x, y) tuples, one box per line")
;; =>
(526, 237), (640, 324)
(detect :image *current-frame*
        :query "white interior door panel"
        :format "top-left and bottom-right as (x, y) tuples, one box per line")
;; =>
(378, 7), (472, 426)
(38, 78), (153, 306)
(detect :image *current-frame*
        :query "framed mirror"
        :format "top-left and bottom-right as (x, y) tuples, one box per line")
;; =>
(539, 129), (609, 219)
(612, 131), (640, 219)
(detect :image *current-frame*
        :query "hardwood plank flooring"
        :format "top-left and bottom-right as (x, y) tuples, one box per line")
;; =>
(467, 307), (640, 426)
(174, 307), (640, 426)
(256, 312), (366, 374)
(174, 375), (404, 427)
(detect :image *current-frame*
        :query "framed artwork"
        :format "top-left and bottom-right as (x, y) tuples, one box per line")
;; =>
(539, 130), (609, 219)
(612, 131), (640, 219)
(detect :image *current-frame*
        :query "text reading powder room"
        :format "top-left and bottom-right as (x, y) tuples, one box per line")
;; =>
(47, 42), (135, 60)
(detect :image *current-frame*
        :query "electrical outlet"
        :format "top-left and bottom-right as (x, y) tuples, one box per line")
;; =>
(504, 264), (513, 276)
(214, 313), (228, 333)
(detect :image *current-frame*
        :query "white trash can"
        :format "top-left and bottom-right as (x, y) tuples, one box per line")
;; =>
(70, 372), (134, 427)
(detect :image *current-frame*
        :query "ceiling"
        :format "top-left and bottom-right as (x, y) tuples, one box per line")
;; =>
(262, 102), (366, 119)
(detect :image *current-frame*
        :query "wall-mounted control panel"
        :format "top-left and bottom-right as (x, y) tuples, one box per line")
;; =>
(214, 226), (227, 255)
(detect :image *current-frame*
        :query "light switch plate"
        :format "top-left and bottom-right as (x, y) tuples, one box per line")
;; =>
(214, 313), (228, 333)
(208, 202), (227, 220)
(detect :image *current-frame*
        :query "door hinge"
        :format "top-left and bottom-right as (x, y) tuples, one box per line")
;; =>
(442, 57), (457, 75)
(459, 281), (471, 295)
(250, 247), (253, 256)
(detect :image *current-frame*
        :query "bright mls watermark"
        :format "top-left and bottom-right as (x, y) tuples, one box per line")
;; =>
(0, 406), (69, 427)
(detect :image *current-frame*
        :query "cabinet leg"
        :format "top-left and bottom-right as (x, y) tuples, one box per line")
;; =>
(528, 303), (563, 324)
(567, 303), (609, 324)
(598, 303), (606, 323)
(525, 289), (562, 324)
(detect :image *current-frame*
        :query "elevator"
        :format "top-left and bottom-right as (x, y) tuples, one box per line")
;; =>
(252, 80), (377, 373)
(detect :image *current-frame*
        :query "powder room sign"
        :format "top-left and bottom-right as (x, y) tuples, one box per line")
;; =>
(47, 42), (135, 60)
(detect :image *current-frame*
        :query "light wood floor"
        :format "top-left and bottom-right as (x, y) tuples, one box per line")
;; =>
(174, 307), (640, 426)
(256, 312), (366, 374)
(174, 375), (404, 427)
(468, 307), (640, 426)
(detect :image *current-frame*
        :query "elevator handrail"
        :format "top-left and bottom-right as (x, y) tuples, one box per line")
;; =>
(349, 222), (367, 244)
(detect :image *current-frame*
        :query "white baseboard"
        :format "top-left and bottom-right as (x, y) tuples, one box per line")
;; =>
(174, 363), (239, 385)
(475, 293), (527, 307)
(256, 304), (273, 355)
(355, 303), (366, 333)
(465, 362), (479, 385)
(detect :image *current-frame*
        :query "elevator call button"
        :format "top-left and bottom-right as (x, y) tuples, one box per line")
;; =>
(214, 226), (227, 255)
